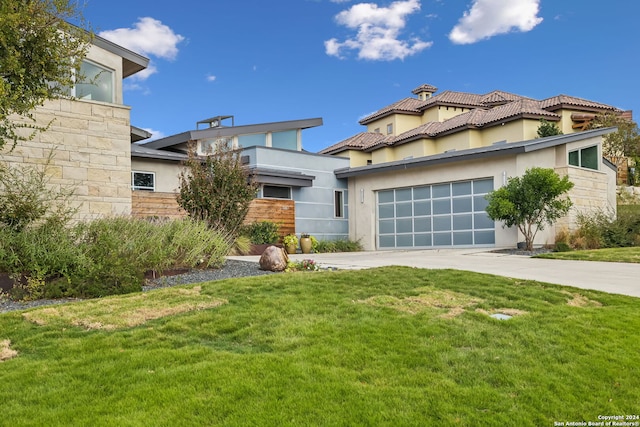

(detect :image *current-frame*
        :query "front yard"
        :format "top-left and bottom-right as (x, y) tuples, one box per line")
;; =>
(1, 267), (639, 425)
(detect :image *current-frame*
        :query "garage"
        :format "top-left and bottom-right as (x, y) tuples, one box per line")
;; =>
(377, 178), (495, 249)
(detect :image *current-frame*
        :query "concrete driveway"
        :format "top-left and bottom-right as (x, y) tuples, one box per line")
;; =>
(231, 249), (640, 298)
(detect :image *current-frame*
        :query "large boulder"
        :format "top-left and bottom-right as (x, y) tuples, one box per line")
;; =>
(259, 245), (289, 272)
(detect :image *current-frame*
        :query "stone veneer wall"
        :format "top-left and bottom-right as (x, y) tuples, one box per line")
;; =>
(1, 98), (132, 221)
(555, 166), (614, 232)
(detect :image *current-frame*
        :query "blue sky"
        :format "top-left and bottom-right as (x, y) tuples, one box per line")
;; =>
(83, 0), (639, 153)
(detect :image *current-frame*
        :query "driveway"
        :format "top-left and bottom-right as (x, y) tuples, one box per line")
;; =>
(231, 249), (640, 298)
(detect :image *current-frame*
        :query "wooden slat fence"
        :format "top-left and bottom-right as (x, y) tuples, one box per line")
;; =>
(132, 192), (295, 238)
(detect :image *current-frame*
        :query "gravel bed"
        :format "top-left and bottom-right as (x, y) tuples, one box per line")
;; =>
(0, 259), (270, 314)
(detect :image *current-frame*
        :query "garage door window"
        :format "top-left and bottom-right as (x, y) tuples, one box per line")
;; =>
(377, 178), (495, 249)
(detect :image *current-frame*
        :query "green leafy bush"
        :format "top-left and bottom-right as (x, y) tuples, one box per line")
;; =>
(314, 239), (363, 253)
(177, 142), (258, 236)
(243, 221), (280, 244)
(0, 218), (232, 300)
(565, 208), (640, 250)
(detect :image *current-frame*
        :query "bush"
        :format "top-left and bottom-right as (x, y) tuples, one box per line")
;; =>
(566, 208), (640, 250)
(0, 218), (232, 300)
(314, 239), (363, 253)
(243, 221), (280, 244)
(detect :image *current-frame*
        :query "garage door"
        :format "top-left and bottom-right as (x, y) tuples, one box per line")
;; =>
(377, 178), (495, 249)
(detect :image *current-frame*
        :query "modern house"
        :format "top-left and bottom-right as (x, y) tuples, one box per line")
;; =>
(1, 34), (149, 221)
(132, 116), (350, 240)
(319, 84), (622, 250)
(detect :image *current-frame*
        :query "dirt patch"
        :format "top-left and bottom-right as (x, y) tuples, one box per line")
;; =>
(0, 340), (18, 362)
(358, 288), (483, 317)
(23, 285), (227, 330)
(562, 291), (602, 308)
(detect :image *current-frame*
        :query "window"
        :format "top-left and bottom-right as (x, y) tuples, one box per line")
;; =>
(75, 60), (114, 103)
(263, 185), (291, 199)
(334, 190), (344, 218)
(569, 145), (598, 170)
(387, 123), (393, 135)
(200, 137), (232, 154)
(374, 128), (380, 133)
(238, 133), (267, 148)
(132, 171), (155, 191)
(272, 130), (297, 150)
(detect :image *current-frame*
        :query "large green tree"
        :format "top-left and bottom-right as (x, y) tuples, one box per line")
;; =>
(0, 0), (90, 151)
(485, 167), (574, 251)
(588, 112), (640, 159)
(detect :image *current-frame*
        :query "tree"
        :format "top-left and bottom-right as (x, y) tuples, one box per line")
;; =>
(0, 0), (91, 151)
(587, 112), (640, 159)
(536, 119), (563, 138)
(485, 167), (574, 251)
(177, 142), (259, 236)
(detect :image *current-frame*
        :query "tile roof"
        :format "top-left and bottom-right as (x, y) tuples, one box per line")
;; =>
(540, 94), (620, 112)
(319, 132), (388, 155)
(327, 85), (623, 155)
(359, 86), (619, 126)
(412, 83), (438, 94)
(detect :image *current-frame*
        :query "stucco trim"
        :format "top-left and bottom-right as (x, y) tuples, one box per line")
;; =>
(335, 127), (617, 179)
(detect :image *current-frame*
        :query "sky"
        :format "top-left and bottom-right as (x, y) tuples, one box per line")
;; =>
(81, 0), (640, 153)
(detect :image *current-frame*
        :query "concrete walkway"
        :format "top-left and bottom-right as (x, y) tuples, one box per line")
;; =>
(229, 249), (640, 298)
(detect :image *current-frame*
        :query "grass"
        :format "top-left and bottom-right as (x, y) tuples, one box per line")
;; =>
(1, 267), (639, 426)
(535, 246), (640, 263)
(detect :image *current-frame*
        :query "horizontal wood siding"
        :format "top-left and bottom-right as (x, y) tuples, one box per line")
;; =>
(131, 191), (186, 220)
(132, 193), (295, 237)
(244, 199), (295, 238)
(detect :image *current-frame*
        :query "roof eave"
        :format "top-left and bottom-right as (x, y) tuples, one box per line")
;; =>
(335, 127), (617, 179)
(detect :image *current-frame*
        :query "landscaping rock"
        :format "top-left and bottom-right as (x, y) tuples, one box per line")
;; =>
(259, 246), (289, 272)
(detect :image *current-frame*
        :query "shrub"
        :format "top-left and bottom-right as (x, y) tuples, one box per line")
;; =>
(0, 150), (77, 232)
(0, 218), (232, 300)
(177, 142), (259, 236)
(243, 221), (280, 244)
(568, 208), (640, 250)
(314, 239), (363, 253)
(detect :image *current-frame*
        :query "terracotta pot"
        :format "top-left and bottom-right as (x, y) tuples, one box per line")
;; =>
(285, 243), (298, 254)
(300, 237), (312, 254)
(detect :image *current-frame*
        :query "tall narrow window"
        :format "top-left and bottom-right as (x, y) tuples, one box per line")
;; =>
(334, 190), (344, 218)
(387, 123), (393, 135)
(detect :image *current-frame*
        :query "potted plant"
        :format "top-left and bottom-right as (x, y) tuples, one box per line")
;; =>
(283, 234), (298, 254)
(300, 233), (312, 254)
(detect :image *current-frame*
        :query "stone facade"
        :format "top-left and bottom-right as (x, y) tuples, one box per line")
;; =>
(2, 98), (133, 221)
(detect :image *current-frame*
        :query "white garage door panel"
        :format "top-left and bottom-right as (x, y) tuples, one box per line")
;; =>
(377, 178), (495, 249)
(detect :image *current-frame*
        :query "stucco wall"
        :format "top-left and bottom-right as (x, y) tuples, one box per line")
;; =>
(345, 136), (613, 250)
(131, 158), (186, 193)
(244, 146), (351, 241)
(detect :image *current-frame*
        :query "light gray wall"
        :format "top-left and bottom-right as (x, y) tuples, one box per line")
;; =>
(243, 146), (350, 241)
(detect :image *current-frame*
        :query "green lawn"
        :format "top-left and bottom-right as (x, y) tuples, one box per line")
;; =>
(1, 267), (639, 426)
(535, 246), (640, 263)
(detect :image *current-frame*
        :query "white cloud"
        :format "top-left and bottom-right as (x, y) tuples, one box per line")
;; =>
(99, 18), (184, 81)
(325, 0), (432, 61)
(99, 17), (185, 59)
(206, 74), (217, 82)
(449, 0), (543, 44)
(142, 128), (165, 141)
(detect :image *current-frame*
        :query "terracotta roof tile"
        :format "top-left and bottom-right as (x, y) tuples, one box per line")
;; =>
(540, 94), (620, 112)
(319, 132), (387, 154)
(359, 98), (424, 124)
(411, 83), (438, 94)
